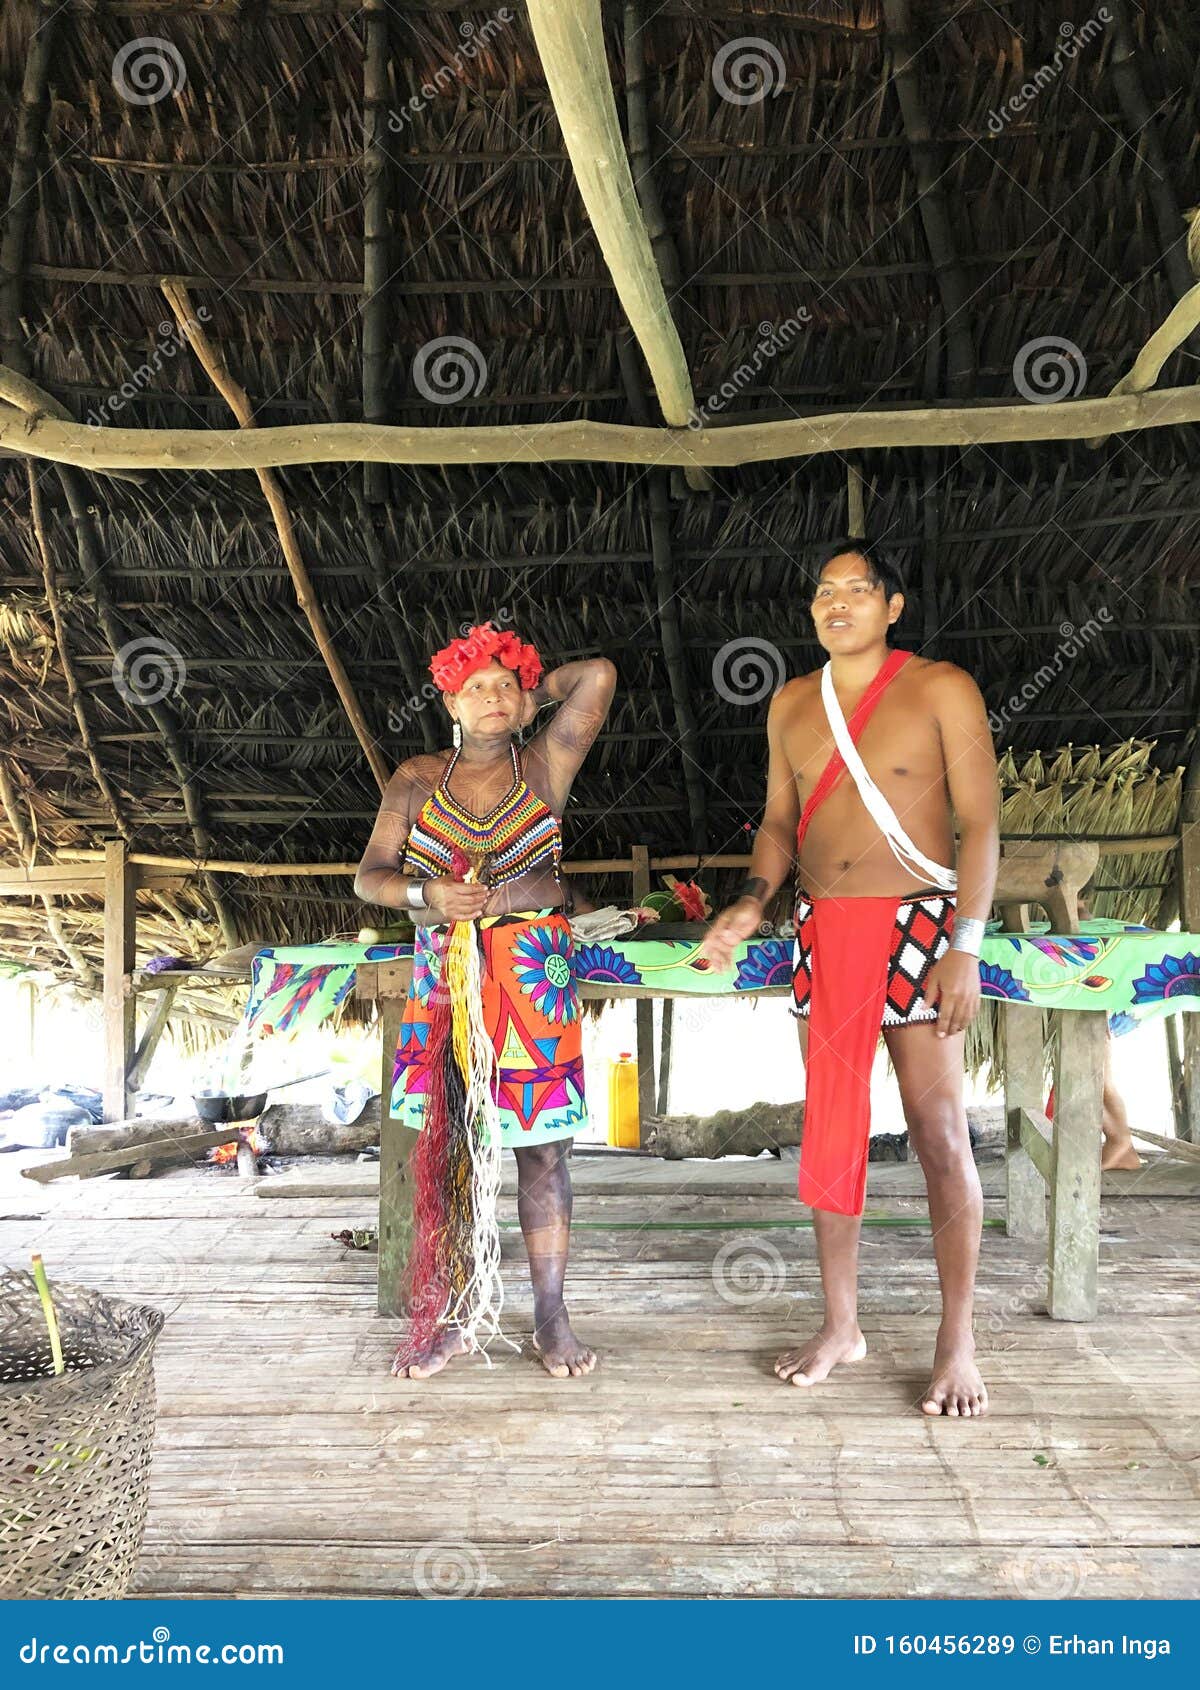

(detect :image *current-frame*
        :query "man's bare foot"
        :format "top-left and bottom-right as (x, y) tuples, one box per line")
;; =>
(393, 1326), (469, 1379)
(1101, 1136), (1141, 1172)
(531, 1307), (597, 1378)
(921, 1327), (988, 1417)
(774, 1324), (867, 1386)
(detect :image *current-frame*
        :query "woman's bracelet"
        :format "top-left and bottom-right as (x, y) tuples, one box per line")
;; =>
(405, 878), (430, 912)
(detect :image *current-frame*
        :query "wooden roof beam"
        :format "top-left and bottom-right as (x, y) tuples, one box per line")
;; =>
(527, 0), (708, 491)
(6, 382), (1200, 470)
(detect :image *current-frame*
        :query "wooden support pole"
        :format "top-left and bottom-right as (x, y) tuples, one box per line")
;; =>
(1177, 737), (1200, 1142)
(1004, 1004), (1047, 1241)
(377, 988), (414, 1317)
(1047, 1009), (1106, 1320)
(160, 280), (391, 792)
(631, 844), (656, 1142)
(103, 838), (136, 1124)
(657, 996), (674, 1116)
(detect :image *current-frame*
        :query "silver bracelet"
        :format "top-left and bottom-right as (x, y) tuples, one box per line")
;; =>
(405, 879), (430, 912)
(950, 915), (986, 957)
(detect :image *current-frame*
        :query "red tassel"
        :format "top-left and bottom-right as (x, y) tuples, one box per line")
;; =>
(393, 954), (457, 1368)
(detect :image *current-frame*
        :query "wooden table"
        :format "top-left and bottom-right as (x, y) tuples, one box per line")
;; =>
(358, 957), (1118, 1323)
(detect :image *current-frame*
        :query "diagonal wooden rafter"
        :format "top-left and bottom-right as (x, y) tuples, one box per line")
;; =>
(1087, 282), (1200, 447)
(161, 279), (391, 792)
(527, 0), (709, 491)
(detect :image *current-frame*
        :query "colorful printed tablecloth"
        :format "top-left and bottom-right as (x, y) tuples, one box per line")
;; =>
(237, 919), (1200, 1049)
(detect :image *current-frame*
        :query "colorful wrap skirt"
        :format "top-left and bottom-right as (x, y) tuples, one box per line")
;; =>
(390, 909), (587, 1148)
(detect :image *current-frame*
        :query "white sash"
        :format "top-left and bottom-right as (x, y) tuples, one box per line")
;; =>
(820, 662), (957, 891)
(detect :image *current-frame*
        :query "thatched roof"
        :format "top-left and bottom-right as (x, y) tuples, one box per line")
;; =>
(1, 0), (1199, 977)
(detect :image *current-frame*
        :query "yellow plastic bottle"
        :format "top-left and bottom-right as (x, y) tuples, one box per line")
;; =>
(607, 1051), (640, 1149)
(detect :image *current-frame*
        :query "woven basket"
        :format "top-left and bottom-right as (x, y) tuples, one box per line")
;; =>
(0, 1268), (164, 1599)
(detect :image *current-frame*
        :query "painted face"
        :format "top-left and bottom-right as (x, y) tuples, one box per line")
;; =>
(446, 659), (523, 738)
(810, 552), (902, 651)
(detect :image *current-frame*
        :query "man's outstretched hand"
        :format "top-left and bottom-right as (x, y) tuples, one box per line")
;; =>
(700, 897), (764, 972)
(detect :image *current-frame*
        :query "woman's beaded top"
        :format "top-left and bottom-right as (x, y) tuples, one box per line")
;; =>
(402, 742), (562, 889)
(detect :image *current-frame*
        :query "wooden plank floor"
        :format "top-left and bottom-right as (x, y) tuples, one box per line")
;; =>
(2, 1149), (1198, 1599)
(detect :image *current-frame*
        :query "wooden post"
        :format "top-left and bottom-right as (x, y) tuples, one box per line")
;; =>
(631, 844), (655, 1141)
(1004, 1003), (1047, 1241)
(102, 837), (135, 1123)
(657, 997), (674, 1115)
(1177, 768), (1200, 1143)
(377, 991), (414, 1317)
(1047, 1009), (1106, 1320)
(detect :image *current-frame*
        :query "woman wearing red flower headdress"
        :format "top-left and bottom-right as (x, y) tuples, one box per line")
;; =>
(355, 620), (616, 1381)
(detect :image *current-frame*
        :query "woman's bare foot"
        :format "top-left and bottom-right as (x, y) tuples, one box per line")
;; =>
(393, 1326), (469, 1380)
(531, 1306), (597, 1378)
(774, 1323), (867, 1386)
(921, 1327), (988, 1416)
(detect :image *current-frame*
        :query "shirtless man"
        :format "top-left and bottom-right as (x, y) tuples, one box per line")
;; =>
(703, 540), (999, 1417)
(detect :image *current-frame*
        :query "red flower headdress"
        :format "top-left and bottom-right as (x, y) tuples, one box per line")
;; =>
(428, 621), (543, 693)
